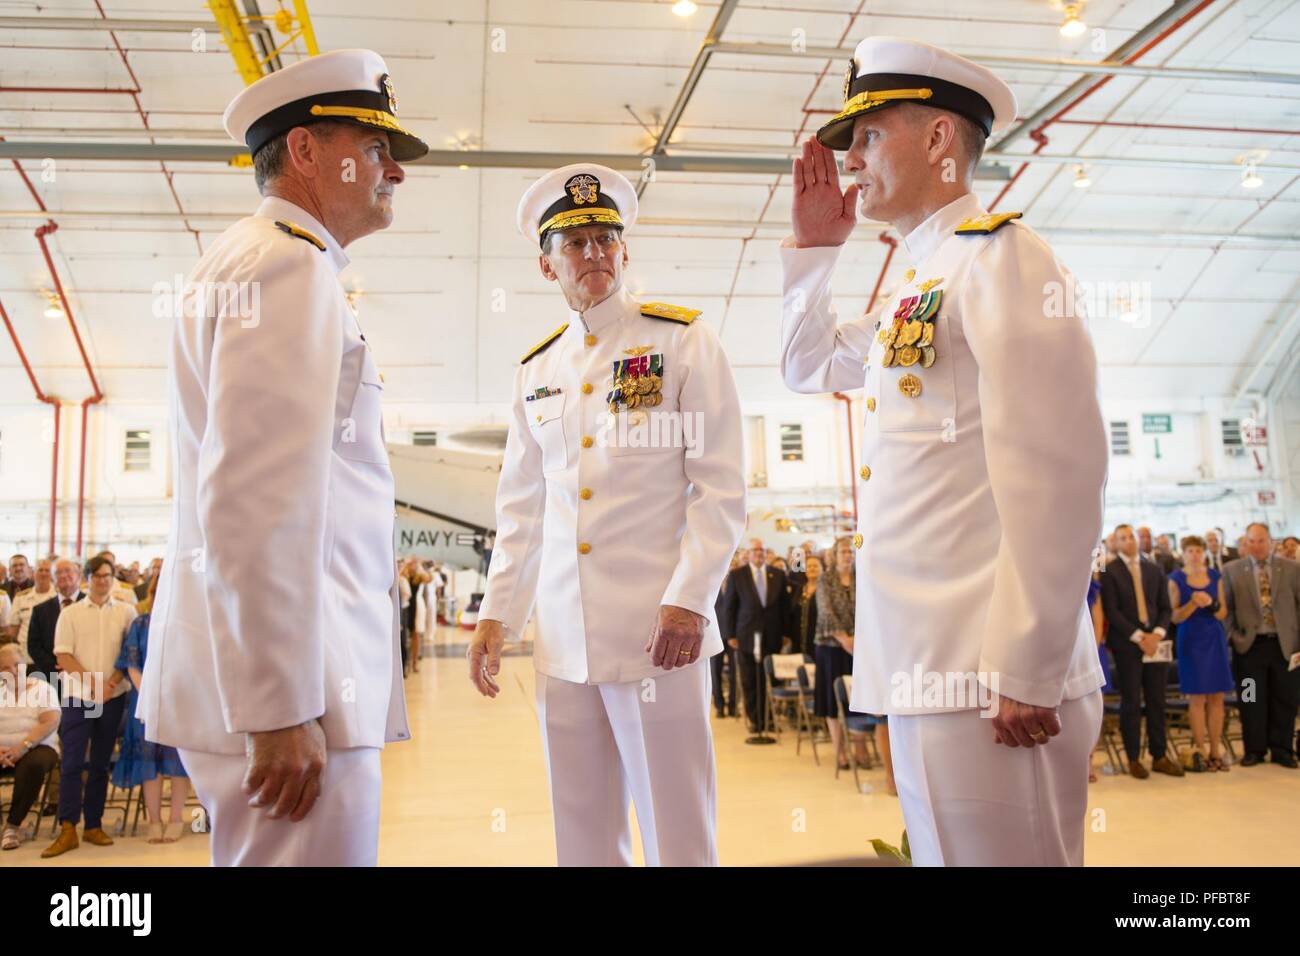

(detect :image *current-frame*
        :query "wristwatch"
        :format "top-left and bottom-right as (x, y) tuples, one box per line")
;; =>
(20, 739), (33, 752)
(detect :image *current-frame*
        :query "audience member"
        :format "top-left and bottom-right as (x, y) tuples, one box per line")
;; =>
(1223, 522), (1300, 768)
(43, 555), (137, 858)
(718, 538), (791, 733)
(26, 558), (84, 683)
(111, 566), (191, 843)
(9, 558), (55, 664)
(0, 644), (61, 850)
(1169, 535), (1233, 772)
(1102, 524), (1182, 779)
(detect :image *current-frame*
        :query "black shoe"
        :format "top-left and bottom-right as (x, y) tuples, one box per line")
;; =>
(1271, 753), (1299, 768)
(1240, 753), (1265, 767)
(746, 721), (759, 734)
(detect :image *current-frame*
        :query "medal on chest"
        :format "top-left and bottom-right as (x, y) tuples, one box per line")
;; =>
(878, 277), (943, 396)
(607, 352), (664, 414)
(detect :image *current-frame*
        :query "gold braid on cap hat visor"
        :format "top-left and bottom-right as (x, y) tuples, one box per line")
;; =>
(829, 87), (933, 124)
(538, 206), (624, 237)
(309, 104), (409, 133)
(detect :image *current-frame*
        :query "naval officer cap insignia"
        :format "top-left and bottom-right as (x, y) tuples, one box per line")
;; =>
(518, 163), (638, 248)
(223, 49), (429, 163)
(817, 36), (1017, 150)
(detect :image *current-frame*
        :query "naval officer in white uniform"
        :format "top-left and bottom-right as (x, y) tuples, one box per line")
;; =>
(141, 50), (428, 866)
(780, 37), (1107, 866)
(468, 165), (747, 866)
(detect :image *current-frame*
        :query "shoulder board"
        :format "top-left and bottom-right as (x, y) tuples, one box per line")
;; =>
(274, 220), (326, 251)
(640, 301), (701, 325)
(955, 212), (1022, 236)
(521, 323), (568, 364)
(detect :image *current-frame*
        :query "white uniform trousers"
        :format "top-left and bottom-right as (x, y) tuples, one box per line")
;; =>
(180, 746), (382, 867)
(887, 690), (1102, 866)
(535, 662), (717, 867)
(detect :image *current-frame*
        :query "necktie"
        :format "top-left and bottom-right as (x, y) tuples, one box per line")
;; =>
(1129, 558), (1149, 625)
(1259, 563), (1276, 631)
(61, 598), (71, 608)
(755, 566), (767, 607)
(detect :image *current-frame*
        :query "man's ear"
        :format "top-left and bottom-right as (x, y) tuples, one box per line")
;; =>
(928, 114), (957, 165)
(284, 126), (323, 180)
(539, 253), (557, 282)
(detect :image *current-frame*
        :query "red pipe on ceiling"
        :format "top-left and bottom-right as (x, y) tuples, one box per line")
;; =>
(34, 221), (104, 557)
(0, 296), (62, 554)
(990, 0), (1217, 211)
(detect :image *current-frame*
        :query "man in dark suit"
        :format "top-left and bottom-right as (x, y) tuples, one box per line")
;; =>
(1153, 534), (1181, 575)
(26, 558), (84, 683)
(1102, 524), (1183, 779)
(711, 558), (741, 718)
(1205, 528), (1237, 571)
(718, 538), (791, 733)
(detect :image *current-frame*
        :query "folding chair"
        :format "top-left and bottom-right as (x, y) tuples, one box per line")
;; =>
(833, 675), (879, 791)
(764, 653), (807, 739)
(795, 661), (821, 765)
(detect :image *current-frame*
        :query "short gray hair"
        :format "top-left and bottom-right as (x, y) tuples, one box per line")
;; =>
(252, 121), (339, 194)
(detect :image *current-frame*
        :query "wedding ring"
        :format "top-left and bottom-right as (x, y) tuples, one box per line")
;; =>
(1030, 729), (1049, 743)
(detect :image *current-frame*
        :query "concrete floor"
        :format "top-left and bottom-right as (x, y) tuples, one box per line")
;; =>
(6, 626), (1298, 867)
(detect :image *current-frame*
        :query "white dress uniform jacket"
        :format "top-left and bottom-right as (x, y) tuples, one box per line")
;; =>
(480, 284), (747, 682)
(781, 192), (1107, 715)
(142, 196), (408, 755)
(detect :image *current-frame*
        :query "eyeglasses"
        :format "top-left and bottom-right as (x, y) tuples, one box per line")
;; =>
(90, 571), (114, 581)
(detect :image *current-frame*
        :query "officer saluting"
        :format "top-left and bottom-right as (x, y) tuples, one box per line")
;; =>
(781, 37), (1108, 865)
(468, 164), (746, 866)
(142, 50), (428, 866)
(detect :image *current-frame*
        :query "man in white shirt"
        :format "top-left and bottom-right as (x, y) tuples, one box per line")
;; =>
(43, 555), (137, 857)
(10, 558), (56, 665)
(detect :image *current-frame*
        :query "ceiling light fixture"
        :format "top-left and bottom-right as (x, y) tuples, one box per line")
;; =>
(1060, 4), (1087, 38)
(1073, 164), (1091, 189)
(672, 0), (698, 17)
(1241, 162), (1263, 189)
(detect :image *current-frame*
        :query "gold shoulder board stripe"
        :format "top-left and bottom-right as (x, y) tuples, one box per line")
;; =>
(640, 301), (701, 325)
(274, 220), (326, 251)
(521, 323), (568, 364)
(954, 211), (1022, 236)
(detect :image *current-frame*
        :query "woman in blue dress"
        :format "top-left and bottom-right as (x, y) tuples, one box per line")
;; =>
(1087, 569), (1109, 782)
(1168, 535), (1234, 772)
(111, 568), (191, 842)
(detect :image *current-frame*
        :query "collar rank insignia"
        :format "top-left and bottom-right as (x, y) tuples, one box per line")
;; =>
(274, 220), (326, 251)
(520, 323), (568, 365)
(955, 212), (1022, 236)
(640, 302), (700, 325)
(607, 352), (664, 414)
(567, 174), (600, 205)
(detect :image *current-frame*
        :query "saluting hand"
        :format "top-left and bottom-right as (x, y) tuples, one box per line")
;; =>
(646, 605), (705, 672)
(791, 137), (859, 248)
(468, 619), (507, 698)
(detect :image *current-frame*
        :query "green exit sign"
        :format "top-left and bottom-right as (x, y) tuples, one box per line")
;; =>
(1142, 414), (1172, 434)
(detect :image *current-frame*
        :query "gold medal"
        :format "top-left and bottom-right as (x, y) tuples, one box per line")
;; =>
(897, 345), (920, 367)
(898, 373), (922, 398)
(882, 346), (896, 367)
(901, 320), (923, 346)
(627, 392), (642, 408)
(920, 323), (934, 347)
(647, 392), (663, 407)
(877, 328), (890, 343)
(919, 346), (936, 368)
